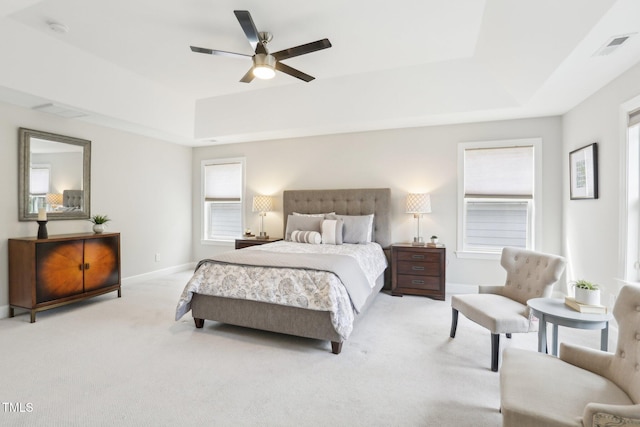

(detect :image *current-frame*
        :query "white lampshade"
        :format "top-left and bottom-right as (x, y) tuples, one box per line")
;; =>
(252, 195), (273, 213)
(406, 193), (432, 214)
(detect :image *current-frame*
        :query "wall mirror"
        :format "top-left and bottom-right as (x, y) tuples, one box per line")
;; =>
(18, 128), (91, 221)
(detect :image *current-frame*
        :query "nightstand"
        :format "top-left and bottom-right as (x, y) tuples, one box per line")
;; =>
(235, 237), (282, 249)
(391, 243), (446, 300)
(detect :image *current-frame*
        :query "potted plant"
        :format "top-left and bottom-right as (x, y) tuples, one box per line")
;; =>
(573, 279), (600, 305)
(430, 235), (438, 244)
(88, 214), (111, 234)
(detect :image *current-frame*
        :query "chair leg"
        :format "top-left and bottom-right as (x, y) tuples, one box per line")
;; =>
(491, 333), (500, 372)
(450, 308), (459, 338)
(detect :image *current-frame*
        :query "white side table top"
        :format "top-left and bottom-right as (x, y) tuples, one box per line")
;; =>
(528, 297), (613, 323)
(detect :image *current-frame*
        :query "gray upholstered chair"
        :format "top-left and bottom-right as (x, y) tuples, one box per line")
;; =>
(449, 247), (566, 371)
(500, 284), (640, 427)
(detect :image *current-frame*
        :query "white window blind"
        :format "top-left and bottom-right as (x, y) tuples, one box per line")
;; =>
(30, 166), (50, 194)
(204, 162), (242, 202)
(464, 146), (533, 198)
(462, 144), (535, 253)
(203, 161), (243, 240)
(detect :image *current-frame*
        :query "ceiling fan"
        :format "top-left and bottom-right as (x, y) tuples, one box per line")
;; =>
(190, 10), (332, 83)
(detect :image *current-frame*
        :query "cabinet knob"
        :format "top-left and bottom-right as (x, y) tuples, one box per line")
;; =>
(411, 254), (425, 259)
(411, 280), (425, 285)
(412, 266), (425, 271)
(84, 263), (90, 270)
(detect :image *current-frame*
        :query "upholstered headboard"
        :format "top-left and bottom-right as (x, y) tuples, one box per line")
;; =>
(63, 189), (83, 208)
(283, 188), (391, 248)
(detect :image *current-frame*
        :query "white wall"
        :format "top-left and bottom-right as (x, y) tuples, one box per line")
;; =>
(0, 102), (193, 315)
(192, 116), (563, 287)
(563, 60), (640, 304)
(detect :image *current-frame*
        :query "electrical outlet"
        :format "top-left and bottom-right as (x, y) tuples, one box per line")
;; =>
(155, 253), (161, 262)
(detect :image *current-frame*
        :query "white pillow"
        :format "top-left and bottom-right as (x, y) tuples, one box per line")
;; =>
(327, 214), (374, 244)
(321, 219), (344, 245)
(290, 230), (322, 244)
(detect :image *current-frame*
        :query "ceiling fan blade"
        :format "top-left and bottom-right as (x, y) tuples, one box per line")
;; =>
(239, 67), (255, 83)
(272, 39), (332, 61)
(275, 62), (315, 82)
(234, 10), (260, 52)
(190, 46), (252, 60)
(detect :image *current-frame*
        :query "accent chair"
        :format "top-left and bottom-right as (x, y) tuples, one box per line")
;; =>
(449, 246), (566, 371)
(500, 284), (640, 427)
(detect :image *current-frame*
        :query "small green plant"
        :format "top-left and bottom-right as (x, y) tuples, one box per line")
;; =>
(573, 279), (599, 290)
(431, 235), (438, 239)
(88, 214), (111, 225)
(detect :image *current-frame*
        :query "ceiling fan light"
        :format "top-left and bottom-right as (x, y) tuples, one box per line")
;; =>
(253, 54), (276, 79)
(253, 66), (275, 79)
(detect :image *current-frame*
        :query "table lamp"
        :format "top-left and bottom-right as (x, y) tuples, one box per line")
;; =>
(406, 193), (431, 246)
(252, 195), (273, 239)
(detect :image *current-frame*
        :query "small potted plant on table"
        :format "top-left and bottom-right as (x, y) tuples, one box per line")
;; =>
(573, 280), (600, 305)
(88, 214), (111, 234)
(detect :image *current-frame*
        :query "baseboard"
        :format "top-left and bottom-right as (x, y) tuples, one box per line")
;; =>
(0, 304), (10, 319)
(122, 262), (196, 286)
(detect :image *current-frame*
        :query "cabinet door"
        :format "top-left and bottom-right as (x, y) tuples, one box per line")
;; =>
(36, 241), (84, 303)
(84, 236), (120, 292)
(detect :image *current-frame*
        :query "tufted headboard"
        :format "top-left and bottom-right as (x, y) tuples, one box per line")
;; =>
(283, 188), (391, 248)
(63, 189), (83, 208)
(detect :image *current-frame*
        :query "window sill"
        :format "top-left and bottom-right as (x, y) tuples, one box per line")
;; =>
(455, 250), (501, 260)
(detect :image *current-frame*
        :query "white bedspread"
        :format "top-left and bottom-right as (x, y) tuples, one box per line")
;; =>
(175, 241), (387, 339)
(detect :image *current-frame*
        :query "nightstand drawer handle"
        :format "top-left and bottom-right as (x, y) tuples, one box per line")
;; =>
(412, 266), (425, 271)
(411, 254), (425, 259)
(412, 280), (425, 285)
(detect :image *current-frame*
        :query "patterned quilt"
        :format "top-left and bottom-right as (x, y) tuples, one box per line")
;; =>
(175, 241), (387, 339)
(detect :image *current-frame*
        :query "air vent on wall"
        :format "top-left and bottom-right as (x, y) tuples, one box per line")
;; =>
(594, 33), (635, 56)
(33, 103), (88, 119)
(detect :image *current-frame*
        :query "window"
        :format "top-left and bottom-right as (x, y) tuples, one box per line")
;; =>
(29, 164), (50, 214)
(202, 158), (245, 242)
(624, 108), (640, 282)
(457, 139), (541, 257)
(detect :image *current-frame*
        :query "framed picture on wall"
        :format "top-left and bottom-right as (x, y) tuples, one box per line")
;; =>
(569, 142), (598, 200)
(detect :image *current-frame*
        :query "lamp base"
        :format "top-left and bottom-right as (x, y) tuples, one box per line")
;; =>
(257, 232), (269, 240)
(412, 237), (425, 246)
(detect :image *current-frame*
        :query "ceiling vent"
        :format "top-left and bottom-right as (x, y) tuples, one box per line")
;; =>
(594, 34), (635, 56)
(33, 103), (88, 119)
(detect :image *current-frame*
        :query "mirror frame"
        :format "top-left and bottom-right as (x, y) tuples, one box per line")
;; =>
(18, 128), (91, 221)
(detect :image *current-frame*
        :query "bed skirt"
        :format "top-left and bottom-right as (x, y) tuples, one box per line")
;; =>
(191, 271), (386, 354)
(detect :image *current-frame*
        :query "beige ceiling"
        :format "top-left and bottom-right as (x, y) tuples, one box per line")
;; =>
(1, 0), (640, 146)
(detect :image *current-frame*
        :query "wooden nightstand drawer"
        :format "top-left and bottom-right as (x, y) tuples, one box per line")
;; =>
(395, 250), (441, 263)
(391, 243), (446, 300)
(396, 260), (440, 276)
(396, 274), (441, 290)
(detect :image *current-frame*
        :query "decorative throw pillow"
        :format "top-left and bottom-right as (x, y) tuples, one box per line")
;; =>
(290, 230), (322, 244)
(327, 214), (374, 244)
(285, 215), (323, 241)
(321, 219), (344, 245)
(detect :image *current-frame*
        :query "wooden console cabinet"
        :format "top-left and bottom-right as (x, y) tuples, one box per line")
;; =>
(9, 232), (121, 322)
(391, 243), (446, 300)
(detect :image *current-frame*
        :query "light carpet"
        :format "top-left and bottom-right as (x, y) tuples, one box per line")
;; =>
(0, 271), (611, 427)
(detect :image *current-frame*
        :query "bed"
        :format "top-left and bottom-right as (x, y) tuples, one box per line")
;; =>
(175, 188), (391, 354)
